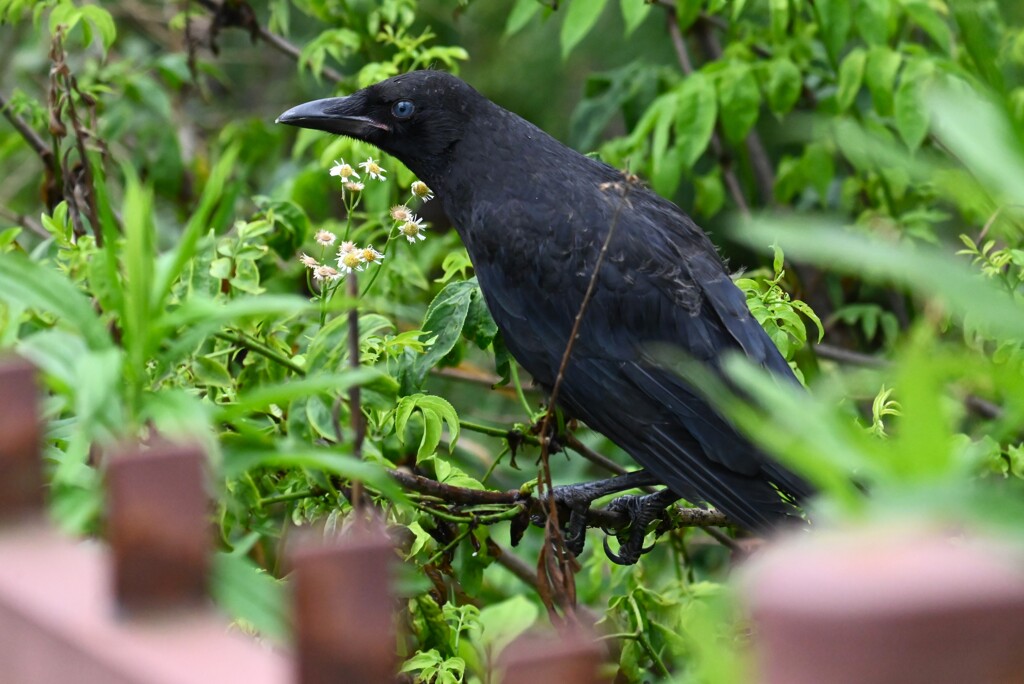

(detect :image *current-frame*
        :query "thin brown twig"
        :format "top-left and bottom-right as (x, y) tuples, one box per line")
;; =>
(488, 539), (539, 588)
(814, 342), (888, 367)
(533, 180), (636, 619)
(0, 91), (53, 165)
(0, 205), (48, 239)
(192, 0), (344, 83)
(563, 433), (629, 477)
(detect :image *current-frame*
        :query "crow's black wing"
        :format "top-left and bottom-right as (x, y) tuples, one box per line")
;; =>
(467, 183), (810, 529)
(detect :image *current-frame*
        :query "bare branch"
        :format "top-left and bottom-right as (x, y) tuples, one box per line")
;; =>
(815, 342), (888, 367)
(386, 468), (731, 536)
(192, 0), (344, 83)
(0, 91), (53, 166)
(0, 205), (48, 239)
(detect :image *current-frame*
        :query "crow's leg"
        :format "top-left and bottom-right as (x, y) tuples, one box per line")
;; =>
(602, 489), (681, 565)
(539, 470), (661, 555)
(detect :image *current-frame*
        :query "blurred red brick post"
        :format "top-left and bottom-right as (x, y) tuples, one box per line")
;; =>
(498, 630), (608, 684)
(292, 521), (397, 684)
(106, 441), (211, 614)
(743, 528), (1024, 684)
(0, 358), (288, 683)
(0, 357), (43, 520)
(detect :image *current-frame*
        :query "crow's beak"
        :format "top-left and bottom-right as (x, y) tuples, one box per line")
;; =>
(276, 95), (389, 137)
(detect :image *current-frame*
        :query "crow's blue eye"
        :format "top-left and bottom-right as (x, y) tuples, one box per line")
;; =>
(392, 100), (415, 119)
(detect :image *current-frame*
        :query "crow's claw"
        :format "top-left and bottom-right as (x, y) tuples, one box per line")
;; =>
(602, 535), (657, 565)
(599, 489), (679, 565)
(534, 471), (661, 557)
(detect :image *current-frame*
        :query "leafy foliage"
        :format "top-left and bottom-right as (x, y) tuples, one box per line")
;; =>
(0, 1), (1022, 682)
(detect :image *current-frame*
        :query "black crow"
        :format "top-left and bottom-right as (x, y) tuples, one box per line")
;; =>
(278, 71), (812, 561)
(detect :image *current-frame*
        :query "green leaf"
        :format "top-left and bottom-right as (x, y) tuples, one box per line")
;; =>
(506, 0), (541, 36)
(927, 85), (1024, 205)
(211, 552), (288, 642)
(156, 295), (313, 374)
(769, 0), (789, 39)
(651, 95), (683, 196)
(901, 0), (952, 53)
(120, 168), (156, 404)
(675, 0), (701, 32)
(831, 48), (864, 112)
(816, 0), (852, 63)
(864, 46), (901, 116)
(49, 2), (81, 38)
(405, 521), (434, 558)
(395, 394), (461, 459)
(154, 146), (239, 314)
(694, 169), (726, 217)
(79, 5), (116, 51)
(0, 227), (20, 249)
(620, 0), (651, 35)
(734, 217), (1024, 342)
(802, 143), (836, 203)
(560, 0), (609, 60)
(407, 280), (475, 392)
(436, 249), (473, 284)
(223, 446), (406, 503)
(193, 355), (233, 388)
(475, 595), (539, 660)
(0, 254), (111, 350)
(716, 63), (761, 144)
(464, 284), (498, 349)
(951, 1), (1005, 91)
(217, 370), (381, 423)
(855, 0), (891, 45)
(894, 74), (930, 150)
(766, 58), (802, 116)
(674, 73), (718, 168)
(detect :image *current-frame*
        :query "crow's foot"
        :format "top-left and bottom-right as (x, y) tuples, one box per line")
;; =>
(534, 471), (660, 556)
(601, 489), (680, 565)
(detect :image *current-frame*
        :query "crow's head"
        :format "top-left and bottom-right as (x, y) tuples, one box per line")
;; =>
(277, 70), (479, 181)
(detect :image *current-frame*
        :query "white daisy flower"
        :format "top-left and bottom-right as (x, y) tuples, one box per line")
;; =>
(313, 265), (341, 282)
(399, 217), (427, 243)
(329, 159), (359, 181)
(390, 205), (413, 222)
(410, 181), (434, 202)
(337, 250), (365, 274)
(358, 157), (386, 181)
(361, 245), (385, 265)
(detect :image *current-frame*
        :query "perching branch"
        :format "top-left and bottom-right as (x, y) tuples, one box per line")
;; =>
(386, 467), (732, 532)
(192, 0), (344, 83)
